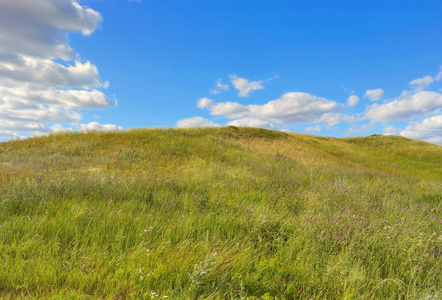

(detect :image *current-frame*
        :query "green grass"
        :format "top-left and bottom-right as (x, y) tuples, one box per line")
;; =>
(0, 127), (441, 299)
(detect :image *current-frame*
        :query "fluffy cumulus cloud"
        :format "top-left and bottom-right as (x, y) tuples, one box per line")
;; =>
(364, 88), (384, 101)
(400, 115), (442, 144)
(228, 118), (274, 129)
(347, 95), (359, 106)
(409, 75), (434, 92)
(0, 57), (108, 89)
(229, 75), (264, 97)
(210, 102), (250, 119)
(208, 92), (340, 124)
(186, 90), (348, 131)
(49, 124), (74, 133)
(0, 0), (117, 139)
(176, 117), (219, 128)
(196, 97), (213, 109)
(366, 91), (442, 123)
(80, 122), (123, 132)
(0, 0), (102, 60)
(0, 87), (114, 110)
(318, 113), (342, 128)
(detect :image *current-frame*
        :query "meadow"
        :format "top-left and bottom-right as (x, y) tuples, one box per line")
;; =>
(0, 126), (441, 299)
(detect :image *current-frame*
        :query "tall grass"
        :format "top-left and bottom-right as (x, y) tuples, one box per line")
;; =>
(0, 127), (441, 299)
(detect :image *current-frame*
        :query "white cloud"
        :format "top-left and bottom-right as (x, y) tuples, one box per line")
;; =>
(216, 79), (229, 91)
(197, 97), (213, 109)
(318, 112), (341, 128)
(229, 75), (264, 97)
(1, 121), (121, 139)
(228, 118), (274, 129)
(400, 115), (442, 144)
(0, 87), (114, 110)
(0, 57), (108, 89)
(409, 75), (434, 92)
(384, 126), (401, 136)
(210, 102), (249, 118)
(0, 0), (117, 138)
(426, 136), (442, 144)
(209, 79), (229, 94)
(0, 131), (26, 141)
(305, 125), (321, 133)
(366, 91), (442, 123)
(346, 123), (375, 135)
(316, 113), (357, 129)
(342, 115), (358, 123)
(0, 104), (81, 124)
(49, 123), (73, 133)
(435, 68), (442, 81)
(0, 121), (50, 135)
(0, 0), (102, 60)
(364, 89), (384, 101)
(209, 92), (340, 124)
(79, 122), (123, 132)
(347, 95), (359, 106)
(176, 117), (219, 128)
(409, 75), (434, 86)
(210, 89), (221, 95)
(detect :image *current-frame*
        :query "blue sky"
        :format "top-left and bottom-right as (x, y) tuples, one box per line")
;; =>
(1, 0), (442, 144)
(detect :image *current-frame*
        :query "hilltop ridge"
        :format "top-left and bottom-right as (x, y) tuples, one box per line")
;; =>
(1, 126), (441, 182)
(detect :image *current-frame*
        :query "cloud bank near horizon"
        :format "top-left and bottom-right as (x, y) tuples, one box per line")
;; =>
(177, 69), (442, 145)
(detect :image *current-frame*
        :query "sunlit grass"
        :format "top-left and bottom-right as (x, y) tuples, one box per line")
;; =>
(0, 127), (441, 299)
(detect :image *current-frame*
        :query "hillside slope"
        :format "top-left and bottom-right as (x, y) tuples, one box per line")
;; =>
(0, 127), (441, 299)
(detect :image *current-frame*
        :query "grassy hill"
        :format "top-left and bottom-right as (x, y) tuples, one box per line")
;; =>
(0, 127), (441, 299)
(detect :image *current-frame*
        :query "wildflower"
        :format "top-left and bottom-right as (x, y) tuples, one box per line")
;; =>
(391, 248), (394, 251)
